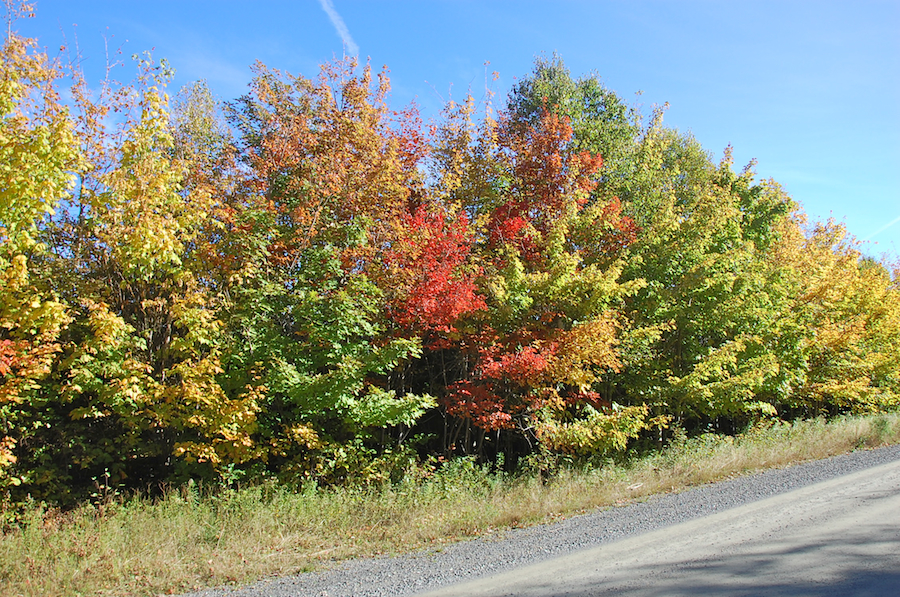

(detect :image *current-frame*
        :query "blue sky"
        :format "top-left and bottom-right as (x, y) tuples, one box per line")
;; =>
(13, 1), (900, 260)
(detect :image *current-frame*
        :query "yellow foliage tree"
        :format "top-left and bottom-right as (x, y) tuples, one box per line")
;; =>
(0, 20), (81, 492)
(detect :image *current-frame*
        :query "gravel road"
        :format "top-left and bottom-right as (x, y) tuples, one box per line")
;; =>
(183, 444), (900, 597)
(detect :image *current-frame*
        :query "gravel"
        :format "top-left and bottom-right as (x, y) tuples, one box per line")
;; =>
(182, 444), (900, 597)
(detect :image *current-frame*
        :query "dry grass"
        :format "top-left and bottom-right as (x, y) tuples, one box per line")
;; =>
(2, 413), (899, 597)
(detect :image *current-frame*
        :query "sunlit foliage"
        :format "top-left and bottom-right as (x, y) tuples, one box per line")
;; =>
(1, 5), (898, 508)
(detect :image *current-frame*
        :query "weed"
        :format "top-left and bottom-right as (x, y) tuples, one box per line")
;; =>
(1, 413), (898, 597)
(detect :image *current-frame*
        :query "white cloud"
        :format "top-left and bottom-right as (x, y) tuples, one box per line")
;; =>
(317, 0), (359, 57)
(169, 50), (251, 99)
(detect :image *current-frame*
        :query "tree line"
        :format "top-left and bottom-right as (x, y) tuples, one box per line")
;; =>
(2, 12), (898, 507)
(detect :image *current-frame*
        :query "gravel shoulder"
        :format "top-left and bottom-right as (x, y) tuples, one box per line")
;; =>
(183, 444), (900, 597)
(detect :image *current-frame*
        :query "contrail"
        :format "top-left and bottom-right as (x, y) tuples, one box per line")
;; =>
(863, 214), (900, 241)
(318, 0), (359, 57)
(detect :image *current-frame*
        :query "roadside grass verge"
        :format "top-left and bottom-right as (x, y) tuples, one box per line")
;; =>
(2, 412), (900, 597)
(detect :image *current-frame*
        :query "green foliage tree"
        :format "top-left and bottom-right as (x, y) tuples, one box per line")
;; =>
(506, 53), (639, 194)
(218, 59), (436, 484)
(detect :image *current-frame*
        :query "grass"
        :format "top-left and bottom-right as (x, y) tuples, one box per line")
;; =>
(2, 412), (900, 597)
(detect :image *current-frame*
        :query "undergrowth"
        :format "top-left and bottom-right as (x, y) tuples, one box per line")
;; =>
(2, 413), (899, 597)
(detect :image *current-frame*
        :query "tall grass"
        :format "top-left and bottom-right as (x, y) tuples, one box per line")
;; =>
(2, 413), (899, 597)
